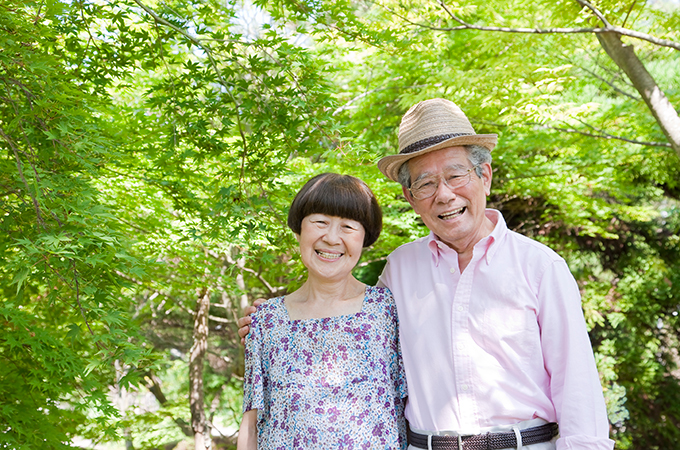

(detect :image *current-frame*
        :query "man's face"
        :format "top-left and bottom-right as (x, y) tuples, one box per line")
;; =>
(403, 146), (492, 253)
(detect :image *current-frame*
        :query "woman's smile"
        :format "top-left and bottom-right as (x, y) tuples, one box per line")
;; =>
(315, 249), (343, 260)
(297, 213), (365, 282)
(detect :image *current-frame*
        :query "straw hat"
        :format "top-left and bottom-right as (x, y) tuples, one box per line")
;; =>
(377, 98), (498, 182)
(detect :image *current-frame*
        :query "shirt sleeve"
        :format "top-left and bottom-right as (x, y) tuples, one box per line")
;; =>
(376, 256), (392, 290)
(243, 311), (265, 413)
(537, 260), (614, 450)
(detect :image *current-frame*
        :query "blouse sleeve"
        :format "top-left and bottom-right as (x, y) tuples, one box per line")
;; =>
(243, 310), (265, 413)
(382, 287), (408, 450)
(383, 287), (407, 400)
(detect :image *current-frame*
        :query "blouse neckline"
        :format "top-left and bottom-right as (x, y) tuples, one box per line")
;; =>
(281, 285), (370, 323)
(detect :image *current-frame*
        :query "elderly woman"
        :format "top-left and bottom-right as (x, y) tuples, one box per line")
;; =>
(237, 173), (407, 450)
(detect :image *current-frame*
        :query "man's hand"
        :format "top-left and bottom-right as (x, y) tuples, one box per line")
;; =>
(238, 300), (263, 345)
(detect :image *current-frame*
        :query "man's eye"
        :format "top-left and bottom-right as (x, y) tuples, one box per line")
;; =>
(416, 180), (436, 190)
(447, 174), (462, 182)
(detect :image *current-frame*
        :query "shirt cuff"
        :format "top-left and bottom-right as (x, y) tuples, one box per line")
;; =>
(556, 435), (615, 450)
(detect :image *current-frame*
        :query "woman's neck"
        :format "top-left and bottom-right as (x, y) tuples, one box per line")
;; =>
(285, 276), (366, 320)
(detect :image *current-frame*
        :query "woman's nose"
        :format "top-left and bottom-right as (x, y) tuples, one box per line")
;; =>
(323, 225), (342, 243)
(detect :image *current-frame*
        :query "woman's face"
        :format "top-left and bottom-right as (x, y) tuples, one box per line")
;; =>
(297, 213), (365, 283)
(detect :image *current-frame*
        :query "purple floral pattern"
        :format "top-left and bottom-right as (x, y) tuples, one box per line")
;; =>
(243, 286), (407, 449)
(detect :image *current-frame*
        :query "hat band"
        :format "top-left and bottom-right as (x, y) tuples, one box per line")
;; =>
(400, 132), (473, 155)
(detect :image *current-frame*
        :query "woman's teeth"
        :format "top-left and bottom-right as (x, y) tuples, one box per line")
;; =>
(316, 250), (341, 259)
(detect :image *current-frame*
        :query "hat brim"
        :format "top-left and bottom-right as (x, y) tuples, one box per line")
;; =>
(377, 134), (498, 182)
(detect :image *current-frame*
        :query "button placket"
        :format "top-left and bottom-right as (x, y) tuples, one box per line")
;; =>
(452, 251), (481, 430)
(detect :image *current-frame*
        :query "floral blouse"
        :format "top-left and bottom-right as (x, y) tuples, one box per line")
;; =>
(243, 285), (407, 449)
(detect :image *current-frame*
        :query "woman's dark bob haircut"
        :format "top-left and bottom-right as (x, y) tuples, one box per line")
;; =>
(287, 173), (382, 248)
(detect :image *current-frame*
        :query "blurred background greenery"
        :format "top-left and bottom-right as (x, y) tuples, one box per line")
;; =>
(1, 0), (679, 448)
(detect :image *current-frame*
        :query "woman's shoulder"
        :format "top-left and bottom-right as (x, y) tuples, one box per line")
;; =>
(364, 285), (395, 306)
(252, 296), (286, 320)
(362, 286), (399, 328)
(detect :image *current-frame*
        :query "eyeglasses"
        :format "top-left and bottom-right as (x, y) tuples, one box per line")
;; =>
(408, 165), (479, 200)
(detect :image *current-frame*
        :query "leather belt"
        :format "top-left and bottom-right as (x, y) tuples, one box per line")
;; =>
(407, 422), (559, 450)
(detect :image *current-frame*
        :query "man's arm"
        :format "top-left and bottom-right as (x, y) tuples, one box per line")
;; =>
(236, 409), (258, 450)
(237, 300), (264, 345)
(538, 260), (614, 450)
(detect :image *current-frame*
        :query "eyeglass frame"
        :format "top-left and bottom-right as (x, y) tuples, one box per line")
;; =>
(407, 165), (481, 200)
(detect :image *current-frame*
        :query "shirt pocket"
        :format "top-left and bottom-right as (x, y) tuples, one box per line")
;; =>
(482, 308), (540, 360)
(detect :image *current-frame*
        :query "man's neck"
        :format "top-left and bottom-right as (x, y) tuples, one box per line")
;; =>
(450, 215), (496, 272)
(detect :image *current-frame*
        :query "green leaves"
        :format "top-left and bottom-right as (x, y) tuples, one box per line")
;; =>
(2, 0), (679, 446)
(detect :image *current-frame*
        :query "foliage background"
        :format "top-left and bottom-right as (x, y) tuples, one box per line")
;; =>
(1, 0), (679, 448)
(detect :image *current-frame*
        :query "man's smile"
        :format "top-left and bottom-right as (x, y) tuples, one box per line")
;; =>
(438, 206), (466, 220)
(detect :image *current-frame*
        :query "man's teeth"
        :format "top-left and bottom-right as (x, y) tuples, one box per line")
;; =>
(440, 207), (465, 219)
(316, 250), (342, 259)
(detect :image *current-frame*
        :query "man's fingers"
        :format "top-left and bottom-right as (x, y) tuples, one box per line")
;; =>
(237, 314), (253, 329)
(237, 298), (266, 346)
(238, 323), (251, 340)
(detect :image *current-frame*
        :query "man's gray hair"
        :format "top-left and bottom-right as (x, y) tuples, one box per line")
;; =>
(397, 144), (492, 189)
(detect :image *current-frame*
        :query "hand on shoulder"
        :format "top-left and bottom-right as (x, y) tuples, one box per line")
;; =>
(238, 298), (265, 345)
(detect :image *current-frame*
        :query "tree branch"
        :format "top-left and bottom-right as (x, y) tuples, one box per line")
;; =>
(0, 127), (46, 229)
(132, 0), (250, 165)
(143, 371), (193, 436)
(596, 32), (680, 156)
(333, 83), (436, 115)
(238, 265), (286, 296)
(115, 270), (236, 324)
(71, 260), (103, 348)
(530, 122), (672, 148)
(575, 0), (610, 27)
(431, 1), (680, 52)
(554, 53), (640, 101)
(356, 256), (387, 268)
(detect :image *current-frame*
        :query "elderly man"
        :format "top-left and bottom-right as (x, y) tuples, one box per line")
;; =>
(239, 98), (614, 450)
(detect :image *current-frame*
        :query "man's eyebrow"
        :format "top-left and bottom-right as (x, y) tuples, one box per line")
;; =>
(413, 164), (469, 182)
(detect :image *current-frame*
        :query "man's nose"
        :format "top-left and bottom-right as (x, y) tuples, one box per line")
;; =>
(433, 177), (457, 202)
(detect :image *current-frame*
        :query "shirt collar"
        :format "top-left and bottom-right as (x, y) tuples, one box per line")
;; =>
(426, 209), (508, 266)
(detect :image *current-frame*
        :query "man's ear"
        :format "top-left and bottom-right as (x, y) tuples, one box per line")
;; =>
(402, 185), (419, 211)
(480, 162), (493, 196)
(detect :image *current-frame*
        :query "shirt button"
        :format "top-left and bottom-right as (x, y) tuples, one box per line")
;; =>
(461, 385), (469, 391)
(457, 305), (464, 312)
(456, 342), (464, 350)
(449, 267), (456, 274)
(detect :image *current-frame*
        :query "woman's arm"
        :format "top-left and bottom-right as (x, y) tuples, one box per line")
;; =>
(236, 409), (258, 450)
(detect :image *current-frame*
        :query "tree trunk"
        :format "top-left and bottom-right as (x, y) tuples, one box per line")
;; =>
(144, 371), (193, 436)
(190, 287), (212, 450)
(235, 256), (250, 311)
(114, 360), (135, 450)
(597, 31), (680, 158)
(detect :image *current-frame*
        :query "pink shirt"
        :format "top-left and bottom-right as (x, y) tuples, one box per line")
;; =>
(378, 209), (614, 450)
